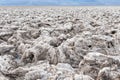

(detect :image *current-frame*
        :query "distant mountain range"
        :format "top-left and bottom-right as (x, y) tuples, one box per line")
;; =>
(0, 0), (120, 6)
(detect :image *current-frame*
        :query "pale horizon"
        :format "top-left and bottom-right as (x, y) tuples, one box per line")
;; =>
(1, 0), (120, 6)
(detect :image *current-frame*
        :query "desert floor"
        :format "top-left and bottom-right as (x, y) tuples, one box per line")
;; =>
(0, 6), (120, 80)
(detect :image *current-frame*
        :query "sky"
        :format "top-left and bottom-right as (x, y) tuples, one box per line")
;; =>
(0, 0), (120, 6)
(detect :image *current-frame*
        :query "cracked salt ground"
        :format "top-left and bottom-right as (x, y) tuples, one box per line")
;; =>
(0, 7), (120, 80)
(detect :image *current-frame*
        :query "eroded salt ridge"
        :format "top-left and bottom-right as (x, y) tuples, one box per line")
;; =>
(0, 7), (120, 80)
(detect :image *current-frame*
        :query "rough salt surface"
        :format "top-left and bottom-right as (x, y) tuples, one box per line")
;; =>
(0, 7), (120, 80)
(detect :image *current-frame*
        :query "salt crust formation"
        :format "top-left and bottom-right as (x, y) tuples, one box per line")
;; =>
(0, 7), (120, 80)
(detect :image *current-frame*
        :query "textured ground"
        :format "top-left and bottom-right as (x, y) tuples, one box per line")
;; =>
(0, 7), (120, 80)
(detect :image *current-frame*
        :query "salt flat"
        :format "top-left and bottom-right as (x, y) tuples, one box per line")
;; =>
(0, 6), (120, 80)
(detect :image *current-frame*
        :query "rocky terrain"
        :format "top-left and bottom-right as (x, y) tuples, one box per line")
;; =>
(0, 7), (120, 80)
